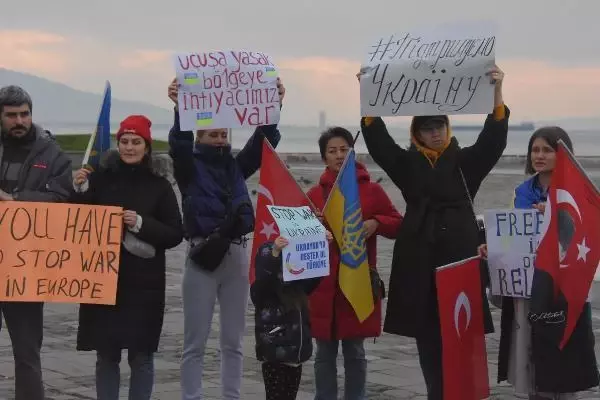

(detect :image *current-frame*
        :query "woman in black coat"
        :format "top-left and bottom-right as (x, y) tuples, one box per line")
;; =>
(71, 115), (183, 400)
(357, 66), (508, 399)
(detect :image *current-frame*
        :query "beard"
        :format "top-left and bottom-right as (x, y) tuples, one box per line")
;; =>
(2, 124), (29, 137)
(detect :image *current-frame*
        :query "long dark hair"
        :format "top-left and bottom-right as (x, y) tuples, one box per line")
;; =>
(525, 127), (574, 175)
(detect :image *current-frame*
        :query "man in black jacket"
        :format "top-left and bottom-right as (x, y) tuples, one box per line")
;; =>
(0, 85), (72, 400)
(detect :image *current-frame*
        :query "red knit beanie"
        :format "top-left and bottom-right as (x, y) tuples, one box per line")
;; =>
(116, 115), (152, 142)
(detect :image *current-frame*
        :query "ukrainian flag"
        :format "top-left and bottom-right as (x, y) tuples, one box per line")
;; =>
(323, 149), (374, 322)
(83, 81), (111, 171)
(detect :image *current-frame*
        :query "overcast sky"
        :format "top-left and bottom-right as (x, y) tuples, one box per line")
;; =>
(1, 0), (599, 125)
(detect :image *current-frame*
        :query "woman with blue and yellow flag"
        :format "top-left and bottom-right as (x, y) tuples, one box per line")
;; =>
(357, 65), (507, 399)
(307, 127), (402, 400)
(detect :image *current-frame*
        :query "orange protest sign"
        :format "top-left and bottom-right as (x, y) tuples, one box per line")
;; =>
(0, 201), (123, 305)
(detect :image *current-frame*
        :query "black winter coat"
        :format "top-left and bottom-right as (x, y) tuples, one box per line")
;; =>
(72, 151), (183, 353)
(360, 108), (509, 338)
(251, 242), (321, 364)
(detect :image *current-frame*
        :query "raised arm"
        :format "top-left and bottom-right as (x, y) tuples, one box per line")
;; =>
(167, 78), (196, 194)
(360, 116), (409, 190)
(235, 78), (286, 179)
(356, 72), (409, 189)
(235, 125), (281, 179)
(460, 66), (509, 186)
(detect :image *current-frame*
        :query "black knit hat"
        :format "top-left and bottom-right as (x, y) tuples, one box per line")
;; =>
(410, 115), (449, 134)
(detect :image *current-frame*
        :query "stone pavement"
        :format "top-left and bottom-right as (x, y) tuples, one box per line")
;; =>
(0, 167), (599, 399)
(0, 236), (597, 400)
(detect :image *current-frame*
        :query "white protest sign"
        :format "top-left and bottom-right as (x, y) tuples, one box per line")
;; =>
(173, 51), (280, 131)
(267, 205), (330, 282)
(360, 22), (496, 117)
(484, 209), (544, 298)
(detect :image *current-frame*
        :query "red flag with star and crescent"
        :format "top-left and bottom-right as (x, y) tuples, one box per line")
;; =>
(249, 140), (313, 284)
(533, 140), (600, 349)
(436, 256), (489, 400)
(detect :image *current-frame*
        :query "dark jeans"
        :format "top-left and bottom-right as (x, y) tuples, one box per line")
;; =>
(0, 302), (45, 400)
(96, 349), (154, 400)
(314, 338), (367, 400)
(262, 362), (302, 400)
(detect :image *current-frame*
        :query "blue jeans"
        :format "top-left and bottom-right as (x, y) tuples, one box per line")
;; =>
(314, 339), (367, 400)
(96, 350), (154, 400)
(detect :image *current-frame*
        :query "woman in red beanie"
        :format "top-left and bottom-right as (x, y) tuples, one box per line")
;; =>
(71, 115), (184, 400)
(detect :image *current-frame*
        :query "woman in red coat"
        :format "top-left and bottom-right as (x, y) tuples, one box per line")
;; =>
(307, 127), (402, 400)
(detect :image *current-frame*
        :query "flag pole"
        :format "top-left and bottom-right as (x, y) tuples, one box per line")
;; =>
(436, 255), (482, 272)
(82, 81), (110, 169)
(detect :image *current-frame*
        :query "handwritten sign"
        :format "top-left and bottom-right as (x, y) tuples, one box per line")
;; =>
(267, 205), (330, 282)
(484, 209), (543, 298)
(360, 22), (496, 117)
(174, 51), (280, 130)
(0, 202), (122, 304)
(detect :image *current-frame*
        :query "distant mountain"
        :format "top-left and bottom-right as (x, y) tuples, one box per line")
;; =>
(0, 68), (173, 126)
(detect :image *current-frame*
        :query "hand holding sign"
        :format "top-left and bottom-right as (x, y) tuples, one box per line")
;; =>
(272, 236), (289, 257)
(0, 189), (13, 201)
(168, 78), (179, 107)
(486, 64), (504, 86)
(276, 77), (286, 104)
(267, 205), (330, 281)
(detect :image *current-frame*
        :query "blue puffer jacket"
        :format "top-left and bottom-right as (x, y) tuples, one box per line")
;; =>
(168, 111), (281, 239)
(513, 174), (546, 209)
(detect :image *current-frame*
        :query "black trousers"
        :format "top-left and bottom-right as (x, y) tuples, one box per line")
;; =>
(415, 298), (444, 400)
(262, 362), (302, 400)
(0, 301), (45, 400)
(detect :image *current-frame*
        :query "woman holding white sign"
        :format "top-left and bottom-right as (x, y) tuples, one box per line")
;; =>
(167, 77), (286, 400)
(484, 127), (599, 399)
(357, 66), (506, 399)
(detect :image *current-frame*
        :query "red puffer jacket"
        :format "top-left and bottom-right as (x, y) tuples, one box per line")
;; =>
(307, 162), (402, 340)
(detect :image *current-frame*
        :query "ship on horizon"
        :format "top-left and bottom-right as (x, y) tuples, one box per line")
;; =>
(452, 121), (535, 131)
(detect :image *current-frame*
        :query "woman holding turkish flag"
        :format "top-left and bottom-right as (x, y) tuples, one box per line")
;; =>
(481, 127), (599, 399)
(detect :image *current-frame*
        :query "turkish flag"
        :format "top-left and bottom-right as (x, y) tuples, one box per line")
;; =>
(436, 256), (489, 400)
(533, 141), (600, 349)
(249, 140), (313, 284)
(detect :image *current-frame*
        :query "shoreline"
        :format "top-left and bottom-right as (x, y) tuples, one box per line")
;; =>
(63, 150), (600, 172)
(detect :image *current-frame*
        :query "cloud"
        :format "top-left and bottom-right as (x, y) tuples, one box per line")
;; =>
(2, 28), (600, 125)
(276, 57), (362, 125)
(0, 30), (68, 76)
(274, 56), (600, 125)
(501, 59), (600, 119)
(118, 50), (170, 70)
